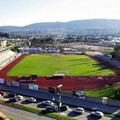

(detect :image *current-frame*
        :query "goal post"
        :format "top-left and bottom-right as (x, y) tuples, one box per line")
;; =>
(53, 71), (68, 77)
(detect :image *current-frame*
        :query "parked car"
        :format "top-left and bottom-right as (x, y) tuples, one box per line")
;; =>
(6, 93), (16, 98)
(73, 107), (85, 114)
(16, 95), (24, 100)
(73, 91), (86, 99)
(8, 97), (19, 102)
(0, 91), (5, 96)
(60, 105), (69, 111)
(46, 105), (58, 112)
(90, 111), (104, 117)
(40, 100), (54, 106)
(26, 97), (36, 102)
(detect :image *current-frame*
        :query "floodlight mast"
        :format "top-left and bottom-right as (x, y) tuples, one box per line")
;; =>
(57, 84), (63, 115)
(57, 84), (63, 88)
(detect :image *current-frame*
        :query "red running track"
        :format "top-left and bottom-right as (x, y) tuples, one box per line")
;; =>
(0, 54), (120, 91)
(0, 54), (27, 80)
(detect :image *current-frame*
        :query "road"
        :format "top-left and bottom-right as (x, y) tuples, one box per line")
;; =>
(0, 104), (55, 120)
(1, 84), (120, 117)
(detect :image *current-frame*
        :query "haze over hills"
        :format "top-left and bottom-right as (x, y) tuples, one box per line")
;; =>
(1, 19), (120, 35)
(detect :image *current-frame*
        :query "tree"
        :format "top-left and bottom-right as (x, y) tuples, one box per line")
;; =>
(0, 32), (9, 38)
(113, 45), (120, 60)
(11, 46), (19, 52)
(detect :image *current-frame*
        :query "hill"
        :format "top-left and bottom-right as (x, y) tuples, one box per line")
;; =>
(1, 19), (120, 35)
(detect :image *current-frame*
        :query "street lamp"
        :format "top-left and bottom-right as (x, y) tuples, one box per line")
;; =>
(57, 84), (63, 115)
(48, 84), (63, 115)
(57, 84), (63, 88)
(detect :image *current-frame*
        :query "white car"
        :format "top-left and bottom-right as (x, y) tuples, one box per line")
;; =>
(90, 111), (104, 117)
(73, 91), (86, 99)
(16, 95), (24, 100)
(73, 107), (85, 114)
(26, 97), (36, 102)
(40, 100), (54, 106)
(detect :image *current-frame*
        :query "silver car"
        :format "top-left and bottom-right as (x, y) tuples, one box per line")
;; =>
(26, 97), (36, 102)
(90, 111), (104, 117)
(73, 107), (85, 114)
(40, 100), (54, 106)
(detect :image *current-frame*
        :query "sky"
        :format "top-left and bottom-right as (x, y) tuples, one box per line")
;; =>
(0, 0), (120, 26)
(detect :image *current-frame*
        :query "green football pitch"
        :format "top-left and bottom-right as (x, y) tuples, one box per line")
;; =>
(7, 54), (114, 76)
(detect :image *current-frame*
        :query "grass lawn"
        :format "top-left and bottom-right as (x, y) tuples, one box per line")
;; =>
(7, 54), (114, 76)
(85, 83), (120, 99)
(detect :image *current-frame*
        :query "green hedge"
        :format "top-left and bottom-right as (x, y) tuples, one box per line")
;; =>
(9, 117), (14, 120)
(47, 113), (77, 120)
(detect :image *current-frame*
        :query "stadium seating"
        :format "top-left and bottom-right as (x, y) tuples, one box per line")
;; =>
(0, 50), (19, 69)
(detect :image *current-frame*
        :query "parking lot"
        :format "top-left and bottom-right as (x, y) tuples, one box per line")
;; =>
(26, 102), (111, 120)
(0, 92), (114, 120)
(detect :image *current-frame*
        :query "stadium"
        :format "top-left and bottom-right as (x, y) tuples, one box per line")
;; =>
(0, 50), (120, 91)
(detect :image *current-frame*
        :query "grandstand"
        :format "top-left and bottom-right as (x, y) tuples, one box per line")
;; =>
(0, 50), (20, 69)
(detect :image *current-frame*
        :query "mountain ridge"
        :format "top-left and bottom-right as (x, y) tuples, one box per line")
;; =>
(1, 19), (120, 35)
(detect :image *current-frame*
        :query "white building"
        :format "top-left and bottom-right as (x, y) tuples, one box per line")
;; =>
(0, 38), (7, 47)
